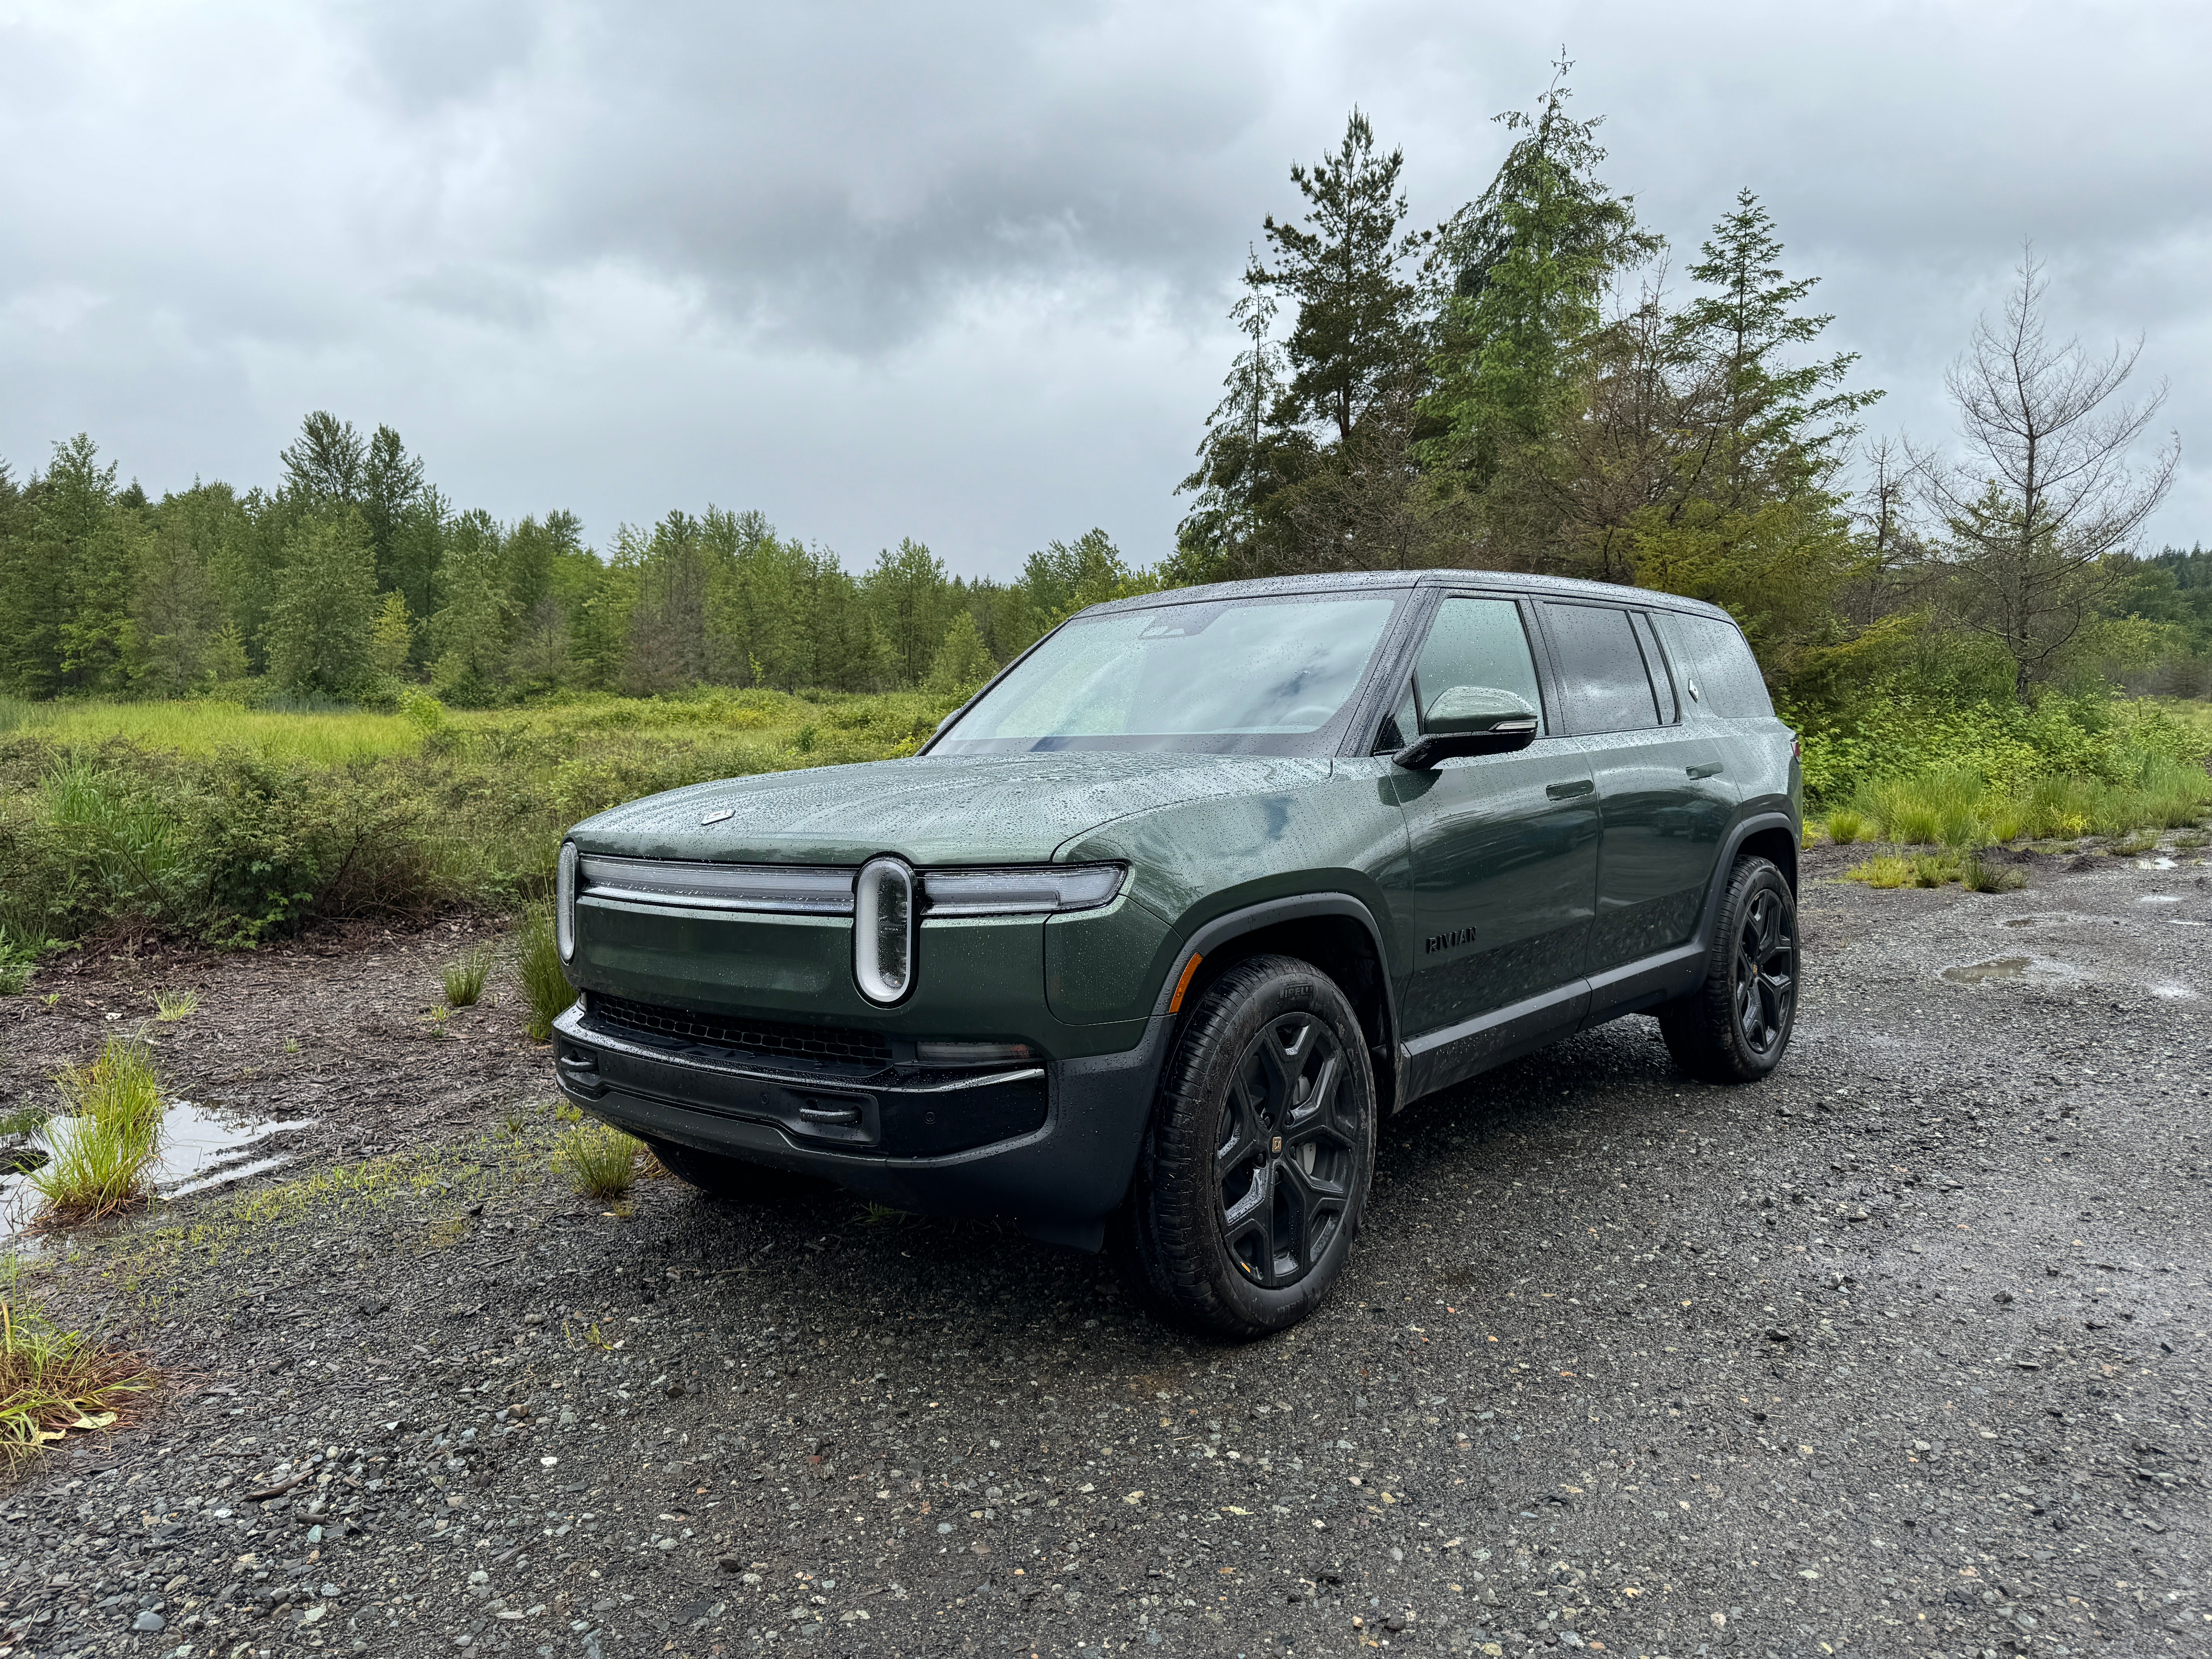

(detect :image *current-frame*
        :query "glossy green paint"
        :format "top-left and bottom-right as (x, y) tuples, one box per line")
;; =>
(569, 751), (1357, 867)
(562, 574), (1802, 1085)
(567, 901), (1143, 1061)
(1393, 740), (1600, 1032)
(1044, 893), (1181, 1027)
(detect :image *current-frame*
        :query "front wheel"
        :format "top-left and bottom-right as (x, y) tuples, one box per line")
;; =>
(1114, 955), (1376, 1340)
(1658, 855), (1799, 1083)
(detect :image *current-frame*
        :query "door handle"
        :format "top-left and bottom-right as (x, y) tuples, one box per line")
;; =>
(1685, 762), (1725, 780)
(1544, 779), (1595, 800)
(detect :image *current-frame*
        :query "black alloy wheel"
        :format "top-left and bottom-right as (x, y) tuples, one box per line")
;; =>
(1658, 854), (1800, 1084)
(1733, 882), (1796, 1059)
(1113, 953), (1376, 1339)
(1215, 1011), (1360, 1289)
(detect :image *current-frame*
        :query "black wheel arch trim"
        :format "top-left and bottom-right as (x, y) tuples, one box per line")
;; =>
(1696, 809), (1798, 942)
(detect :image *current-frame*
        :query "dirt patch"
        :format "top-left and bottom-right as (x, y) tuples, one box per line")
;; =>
(0, 916), (554, 1171)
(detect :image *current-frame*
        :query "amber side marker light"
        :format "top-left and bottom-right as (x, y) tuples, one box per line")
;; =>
(1168, 953), (1204, 1014)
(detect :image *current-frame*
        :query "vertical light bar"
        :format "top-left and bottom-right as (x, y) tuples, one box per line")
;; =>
(556, 841), (579, 962)
(853, 855), (915, 1005)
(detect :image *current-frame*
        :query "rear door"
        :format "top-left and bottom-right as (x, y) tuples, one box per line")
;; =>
(1393, 594), (1600, 1079)
(1536, 600), (1729, 982)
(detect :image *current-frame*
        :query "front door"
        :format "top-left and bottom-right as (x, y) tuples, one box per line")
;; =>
(1394, 595), (1601, 1088)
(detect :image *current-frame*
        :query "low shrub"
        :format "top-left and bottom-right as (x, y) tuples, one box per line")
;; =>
(556, 1120), (641, 1200)
(514, 910), (572, 1043)
(442, 943), (494, 1008)
(31, 1037), (166, 1227)
(0, 1261), (155, 1465)
(1961, 854), (2028, 893)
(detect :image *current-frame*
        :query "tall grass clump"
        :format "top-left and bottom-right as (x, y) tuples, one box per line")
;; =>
(514, 909), (573, 1042)
(556, 1120), (641, 1200)
(442, 942), (494, 1008)
(31, 1037), (166, 1227)
(1, 1259), (155, 1464)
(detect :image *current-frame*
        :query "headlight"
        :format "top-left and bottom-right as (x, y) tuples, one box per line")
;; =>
(853, 855), (916, 1005)
(919, 864), (1125, 917)
(555, 841), (579, 962)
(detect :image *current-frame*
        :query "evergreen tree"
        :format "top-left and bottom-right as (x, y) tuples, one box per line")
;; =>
(923, 611), (998, 696)
(41, 435), (138, 694)
(1261, 110), (1432, 445)
(280, 411), (368, 504)
(131, 520), (227, 696)
(361, 424), (428, 594)
(619, 515), (711, 695)
(863, 538), (953, 687)
(266, 513), (378, 695)
(428, 511), (514, 700)
(1425, 65), (1658, 496)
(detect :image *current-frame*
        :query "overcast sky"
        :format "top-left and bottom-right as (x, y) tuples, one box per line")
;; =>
(3, 0), (2206, 579)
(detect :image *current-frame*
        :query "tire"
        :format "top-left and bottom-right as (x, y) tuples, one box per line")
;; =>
(1113, 954), (1376, 1340)
(1658, 854), (1799, 1084)
(644, 1137), (825, 1204)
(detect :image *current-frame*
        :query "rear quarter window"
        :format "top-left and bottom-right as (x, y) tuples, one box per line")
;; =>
(1654, 612), (1773, 720)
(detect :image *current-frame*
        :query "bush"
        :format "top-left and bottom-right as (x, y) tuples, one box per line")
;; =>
(514, 909), (572, 1042)
(0, 1260), (154, 1465)
(556, 1120), (641, 1200)
(31, 1037), (165, 1227)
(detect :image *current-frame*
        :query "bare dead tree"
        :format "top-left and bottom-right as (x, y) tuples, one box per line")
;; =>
(1839, 437), (1937, 625)
(1911, 248), (2178, 694)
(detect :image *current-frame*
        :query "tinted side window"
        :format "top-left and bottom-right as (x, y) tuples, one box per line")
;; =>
(1655, 612), (1774, 719)
(1411, 597), (1546, 735)
(1543, 603), (1660, 735)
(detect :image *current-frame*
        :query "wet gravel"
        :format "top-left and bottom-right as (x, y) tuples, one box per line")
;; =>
(2, 843), (2208, 1659)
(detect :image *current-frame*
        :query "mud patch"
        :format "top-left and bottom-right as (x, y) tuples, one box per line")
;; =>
(1940, 955), (2092, 988)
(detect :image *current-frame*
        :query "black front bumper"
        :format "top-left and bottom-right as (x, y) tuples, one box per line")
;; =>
(550, 1001), (1164, 1246)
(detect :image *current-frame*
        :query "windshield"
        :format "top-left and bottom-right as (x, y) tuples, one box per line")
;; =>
(933, 592), (1401, 755)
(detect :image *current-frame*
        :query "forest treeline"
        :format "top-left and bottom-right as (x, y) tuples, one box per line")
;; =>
(0, 415), (1123, 706)
(0, 69), (2205, 721)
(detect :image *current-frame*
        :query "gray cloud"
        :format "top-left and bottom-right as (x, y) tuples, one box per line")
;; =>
(0, 0), (2204, 577)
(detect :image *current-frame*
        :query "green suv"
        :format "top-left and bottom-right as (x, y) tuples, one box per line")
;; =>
(551, 572), (1801, 1336)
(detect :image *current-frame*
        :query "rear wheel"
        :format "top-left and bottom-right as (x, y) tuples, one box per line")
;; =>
(1658, 855), (1798, 1083)
(644, 1137), (825, 1204)
(1114, 955), (1375, 1340)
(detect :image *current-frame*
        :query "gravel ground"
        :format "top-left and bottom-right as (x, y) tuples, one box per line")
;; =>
(2, 842), (2208, 1659)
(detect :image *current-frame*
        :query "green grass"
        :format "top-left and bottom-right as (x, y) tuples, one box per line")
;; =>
(153, 989), (198, 1022)
(515, 909), (572, 1042)
(1, 1258), (155, 1465)
(442, 943), (494, 1008)
(30, 1037), (166, 1227)
(556, 1120), (642, 1200)
(1822, 758), (2211, 850)
(0, 687), (955, 949)
(9, 699), (424, 764)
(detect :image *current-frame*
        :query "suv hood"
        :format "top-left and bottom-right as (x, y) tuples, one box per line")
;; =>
(570, 751), (1334, 867)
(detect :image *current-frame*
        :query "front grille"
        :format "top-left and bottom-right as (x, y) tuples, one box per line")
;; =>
(586, 993), (893, 1072)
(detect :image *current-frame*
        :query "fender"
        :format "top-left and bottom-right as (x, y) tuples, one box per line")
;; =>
(1157, 890), (1401, 1089)
(1028, 890), (1400, 1252)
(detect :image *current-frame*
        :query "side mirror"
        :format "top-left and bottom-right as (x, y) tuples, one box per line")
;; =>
(1393, 685), (1540, 770)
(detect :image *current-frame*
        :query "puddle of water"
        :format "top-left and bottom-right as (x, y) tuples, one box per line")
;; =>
(2169, 918), (2208, 928)
(2138, 894), (2182, 905)
(2, 1100), (313, 1239)
(1941, 955), (2091, 988)
(2135, 857), (2178, 870)
(2148, 982), (2198, 1001)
